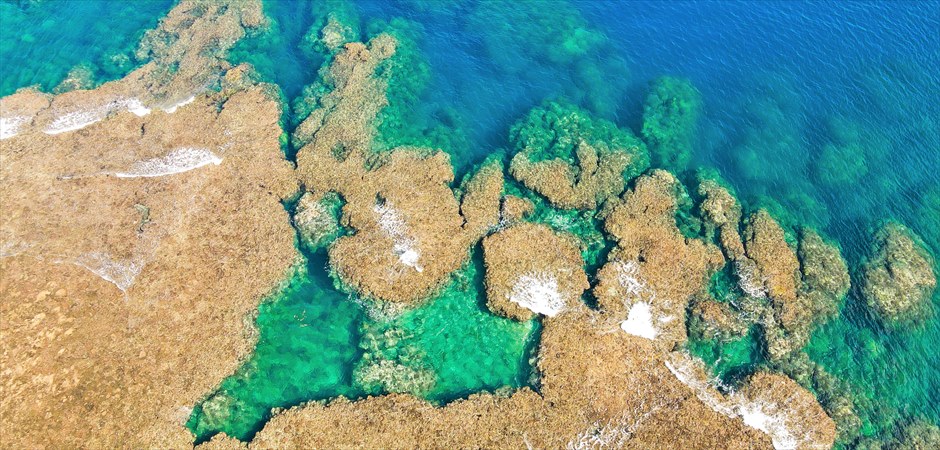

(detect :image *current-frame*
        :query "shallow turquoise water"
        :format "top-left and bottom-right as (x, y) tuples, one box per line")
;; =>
(3, 0), (938, 446)
(0, 0), (173, 96)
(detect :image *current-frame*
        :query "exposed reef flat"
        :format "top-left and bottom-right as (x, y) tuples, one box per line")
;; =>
(1, 1), (297, 447)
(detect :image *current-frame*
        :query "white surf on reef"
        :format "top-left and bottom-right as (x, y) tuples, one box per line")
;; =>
(115, 147), (222, 178)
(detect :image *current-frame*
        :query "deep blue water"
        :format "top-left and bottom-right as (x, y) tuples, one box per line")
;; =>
(2, 0), (938, 446)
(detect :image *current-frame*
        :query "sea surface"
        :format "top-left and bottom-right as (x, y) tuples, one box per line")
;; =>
(2, 0), (938, 447)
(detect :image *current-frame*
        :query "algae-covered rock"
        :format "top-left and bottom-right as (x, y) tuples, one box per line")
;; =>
(457, 159), (505, 238)
(300, 0), (361, 58)
(594, 170), (724, 347)
(354, 359), (436, 398)
(736, 372), (838, 449)
(889, 420), (940, 450)
(52, 64), (96, 94)
(743, 209), (801, 309)
(294, 192), (344, 252)
(642, 76), (702, 172)
(508, 101), (649, 210)
(482, 223), (588, 321)
(688, 296), (750, 342)
(0, 17), (299, 445)
(135, 0), (265, 105)
(861, 222), (936, 325)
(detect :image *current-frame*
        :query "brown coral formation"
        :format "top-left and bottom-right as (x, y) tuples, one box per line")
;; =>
(743, 210), (801, 309)
(664, 355), (836, 450)
(697, 177), (745, 259)
(860, 222), (937, 325)
(593, 170), (724, 348)
(696, 177), (850, 361)
(736, 372), (838, 449)
(797, 228), (851, 322)
(0, 1), (300, 447)
(482, 223), (589, 320)
(500, 195), (535, 224)
(292, 35), (503, 304)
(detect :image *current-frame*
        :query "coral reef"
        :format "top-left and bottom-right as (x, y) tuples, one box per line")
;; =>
(642, 76), (702, 172)
(508, 101), (649, 210)
(466, 0), (632, 117)
(860, 222), (936, 326)
(1, 4), (852, 448)
(482, 223), (589, 320)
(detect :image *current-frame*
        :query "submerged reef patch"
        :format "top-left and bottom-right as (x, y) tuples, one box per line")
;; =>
(509, 101), (649, 210)
(860, 222), (937, 326)
(642, 76), (702, 172)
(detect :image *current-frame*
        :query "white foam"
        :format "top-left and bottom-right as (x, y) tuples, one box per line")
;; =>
(124, 98), (152, 117)
(737, 403), (798, 449)
(115, 147), (221, 178)
(75, 252), (143, 293)
(43, 97), (158, 135)
(615, 260), (646, 298)
(374, 202), (423, 272)
(735, 259), (767, 298)
(508, 272), (566, 317)
(1, 115), (29, 139)
(620, 302), (657, 339)
(44, 107), (108, 134)
(162, 95), (196, 113)
(664, 354), (801, 450)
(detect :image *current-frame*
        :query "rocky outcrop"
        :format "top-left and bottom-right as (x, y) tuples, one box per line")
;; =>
(593, 170), (724, 348)
(0, 2), (301, 447)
